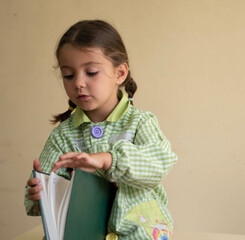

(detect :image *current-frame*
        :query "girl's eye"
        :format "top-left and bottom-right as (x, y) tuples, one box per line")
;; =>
(87, 72), (98, 77)
(63, 74), (74, 80)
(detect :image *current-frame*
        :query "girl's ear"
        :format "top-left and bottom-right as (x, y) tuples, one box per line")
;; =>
(116, 63), (128, 85)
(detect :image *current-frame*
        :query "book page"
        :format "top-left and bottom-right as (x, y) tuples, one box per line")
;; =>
(35, 171), (49, 197)
(58, 172), (75, 240)
(48, 172), (70, 232)
(36, 172), (58, 240)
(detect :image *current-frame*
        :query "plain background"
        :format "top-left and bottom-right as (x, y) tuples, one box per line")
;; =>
(0, 0), (244, 239)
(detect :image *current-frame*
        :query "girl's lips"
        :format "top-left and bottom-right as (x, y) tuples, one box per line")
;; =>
(77, 95), (91, 100)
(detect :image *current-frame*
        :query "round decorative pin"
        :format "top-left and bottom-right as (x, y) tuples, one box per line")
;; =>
(106, 232), (118, 240)
(91, 125), (104, 138)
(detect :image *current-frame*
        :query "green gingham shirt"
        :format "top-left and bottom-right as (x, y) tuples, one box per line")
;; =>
(24, 92), (177, 239)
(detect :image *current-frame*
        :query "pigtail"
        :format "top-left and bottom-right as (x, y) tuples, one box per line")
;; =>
(50, 99), (77, 124)
(122, 70), (137, 105)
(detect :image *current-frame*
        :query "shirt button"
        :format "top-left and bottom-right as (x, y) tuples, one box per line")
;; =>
(91, 125), (104, 138)
(106, 232), (118, 240)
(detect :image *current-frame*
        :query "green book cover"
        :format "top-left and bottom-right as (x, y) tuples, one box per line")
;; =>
(64, 169), (116, 240)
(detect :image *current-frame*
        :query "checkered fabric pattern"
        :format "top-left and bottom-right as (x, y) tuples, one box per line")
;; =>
(24, 97), (177, 239)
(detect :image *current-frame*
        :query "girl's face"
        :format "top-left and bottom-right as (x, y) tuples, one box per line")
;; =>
(58, 44), (128, 122)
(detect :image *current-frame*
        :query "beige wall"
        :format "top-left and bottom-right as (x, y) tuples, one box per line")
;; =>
(1, 0), (244, 239)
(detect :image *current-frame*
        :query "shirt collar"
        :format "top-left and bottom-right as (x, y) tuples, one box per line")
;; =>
(73, 91), (130, 128)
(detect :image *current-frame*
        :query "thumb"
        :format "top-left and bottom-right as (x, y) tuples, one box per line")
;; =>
(33, 159), (42, 172)
(70, 169), (75, 177)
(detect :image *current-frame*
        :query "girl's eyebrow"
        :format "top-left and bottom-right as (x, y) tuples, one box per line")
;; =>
(60, 61), (101, 69)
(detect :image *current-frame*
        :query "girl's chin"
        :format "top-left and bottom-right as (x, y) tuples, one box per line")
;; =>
(76, 104), (95, 112)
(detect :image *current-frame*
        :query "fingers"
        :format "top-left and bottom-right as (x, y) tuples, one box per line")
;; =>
(27, 178), (43, 201)
(27, 177), (40, 187)
(26, 159), (43, 202)
(70, 170), (75, 177)
(52, 159), (74, 172)
(33, 159), (42, 172)
(52, 152), (89, 172)
(52, 152), (98, 172)
(29, 192), (41, 201)
(59, 152), (82, 160)
(28, 184), (42, 195)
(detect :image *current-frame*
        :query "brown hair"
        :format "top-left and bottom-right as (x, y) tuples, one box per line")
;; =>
(51, 20), (137, 124)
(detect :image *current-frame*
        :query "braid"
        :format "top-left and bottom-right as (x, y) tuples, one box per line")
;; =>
(122, 70), (137, 105)
(50, 100), (77, 124)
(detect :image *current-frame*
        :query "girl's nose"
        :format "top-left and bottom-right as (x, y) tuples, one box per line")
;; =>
(74, 75), (86, 89)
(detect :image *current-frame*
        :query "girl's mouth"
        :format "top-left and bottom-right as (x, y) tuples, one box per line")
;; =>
(77, 95), (91, 101)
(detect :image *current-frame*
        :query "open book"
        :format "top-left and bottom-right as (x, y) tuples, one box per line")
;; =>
(33, 169), (116, 240)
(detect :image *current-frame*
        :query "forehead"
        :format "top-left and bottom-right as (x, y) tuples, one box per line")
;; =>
(58, 44), (111, 66)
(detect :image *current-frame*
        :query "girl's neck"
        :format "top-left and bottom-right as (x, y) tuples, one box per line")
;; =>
(84, 98), (119, 123)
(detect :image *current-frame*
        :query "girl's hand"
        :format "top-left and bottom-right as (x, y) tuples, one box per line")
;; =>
(27, 159), (43, 202)
(51, 152), (112, 173)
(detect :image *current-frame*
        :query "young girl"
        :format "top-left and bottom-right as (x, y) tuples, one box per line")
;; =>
(25, 20), (177, 240)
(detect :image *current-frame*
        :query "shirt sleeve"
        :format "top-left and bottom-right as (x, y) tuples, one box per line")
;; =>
(104, 113), (178, 189)
(24, 127), (71, 216)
